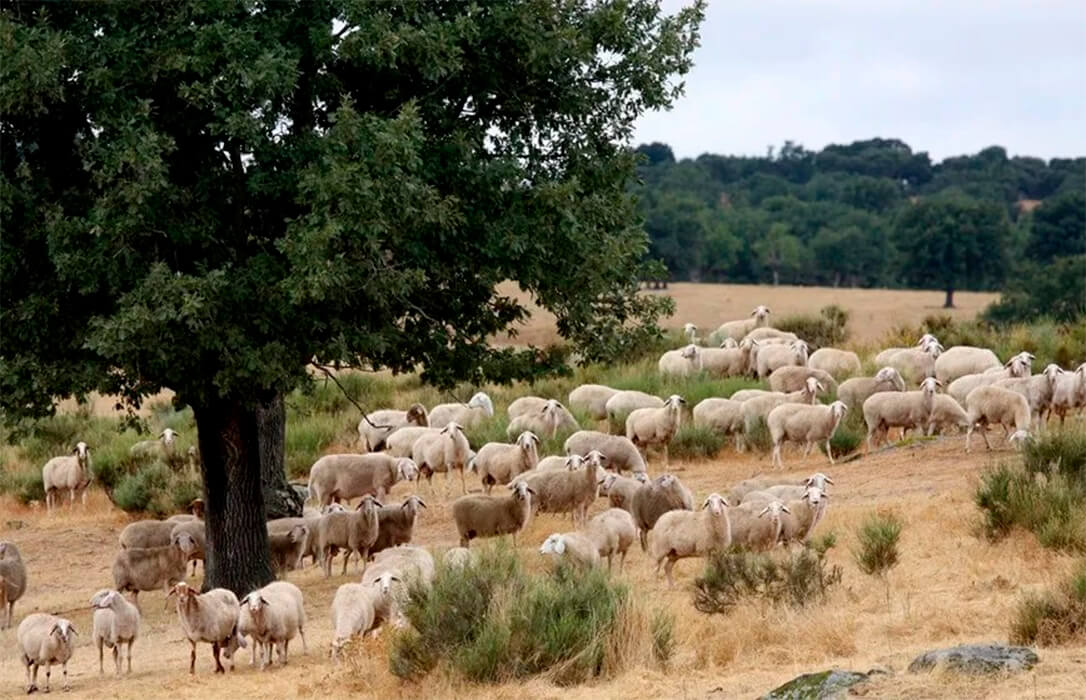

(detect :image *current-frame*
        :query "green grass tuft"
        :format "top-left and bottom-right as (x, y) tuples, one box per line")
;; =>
(852, 510), (903, 577)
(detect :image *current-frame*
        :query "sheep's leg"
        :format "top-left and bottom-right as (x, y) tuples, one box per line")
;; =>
(664, 558), (676, 589)
(981, 426), (993, 450)
(212, 641), (225, 674)
(189, 641), (197, 674)
(282, 639), (290, 665)
(341, 548), (350, 576)
(619, 550), (627, 572)
(44, 661), (51, 692)
(98, 638), (105, 675)
(250, 638), (258, 667)
(299, 625), (308, 654)
(771, 443), (782, 469)
(825, 440), (835, 465)
(459, 467), (467, 494)
(965, 425), (974, 453)
(62, 659), (69, 689)
(125, 641), (132, 674)
(25, 661), (36, 693)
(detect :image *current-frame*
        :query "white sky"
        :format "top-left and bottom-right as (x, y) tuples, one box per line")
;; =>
(633, 0), (1086, 161)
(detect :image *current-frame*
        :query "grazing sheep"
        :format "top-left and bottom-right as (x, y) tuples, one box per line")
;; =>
(947, 352), (1034, 403)
(729, 500), (789, 550)
(711, 305), (771, 342)
(659, 344), (702, 377)
(837, 367), (906, 408)
(584, 508), (638, 572)
(429, 392), (494, 429)
(382, 426), (441, 457)
(965, 385), (1032, 452)
(506, 400), (579, 439)
(412, 422), (472, 495)
(307, 453), (419, 507)
(568, 384), (619, 423)
(513, 456), (603, 526)
(650, 493), (732, 588)
(698, 342), (751, 377)
(935, 346), (1003, 384)
(17, 613), (77, 694)
(995, 364), (1065, 427)
(731, 472), (835, 505)
(329, 579), (397, 660)
(452, 480), (535, 548)
(357, 403), (429, 452)
(757, 340), (809, 379)
(1050, 363), (1086, 424)
(884, 342), (942, 384)
(626, 394), (686, 469)
(630, 474), (694, 551)
(239, 581), (307, 670)
(317, 494), (382, 577)
(0, 541), (27, 630)
(129, 428), (180, 461)
(471, 432), (540, 493)
(862, 377), (941, 450)
(167, 582), (243, 674)
(926, 394), (971, 435)
(371, 495), (428, 554)
(112, 536), (192, 606)
(599, 471), (649, 511)
(692, 397), (745, 449)
(808, 347), (862, 379)
(363, 546), (436, 590)
(767, 400), (849, 468)
(41, 441), (93, 511)
(90, 589), (140, 676)
(119, 519), (176, 550)
(768, 365), (839, 395)
(564, 430), (648, 474)
(268, 524), (310, 575)
(778, 486), (830, 544)
(605, 390), (665, 427)
(539, 532), (600, 570)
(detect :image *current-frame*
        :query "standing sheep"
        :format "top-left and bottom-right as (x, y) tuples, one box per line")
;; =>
(429, 392), (494, 429)
(926, 394), (971, 435)
(658, 344), (702, 377)
(17, 614), (77, 694)
(307, 453), (419, 507)
(947, 352), (1033, 404)
(167, 582), (244, 674)
(370, 495), (428, 554)
(584, 508), (638, 572)
(884, 342), (942, 384)
(1050, 363), (1086, 424)
(317, 494), (382, 577)
(625, 394), (686, 469)
(873, 334), (939, 365)
(965, 385), (1032, 452)
(740, 377), (822, 446)
(41, 441), (93, 511)
(711, 305), (771, 343)
(995, 364), (1064, 427)
(539, 532), (601, 570)
(934, 345), (1002, 384)
(513, 456), (603, 526)
(604, 390), (664, 429)
(837, 367), (906, 408)
(599, 471), (649, 511)
(239, 581), (307, 670)
(757, 340), (809, 380)
(692, 397), (745, 449)
(471, 432), (540, 493)
(568, 384), (619, 424)
(382, 426), (441, 457)
(862, 377), (941, 450)
(112, 536), (192, 606)
(506, 400), (579, 439)
(630, 474), (695, 551)
(412, 422), (471, 495)
(452, 480), (535, 548)
(807, 348), (862, 379)
(699, 342), (752, 377)
(778, 486), (830, 544)
(357, 404), (429, 452)
(768, 365), (838, 395)
(564, 430), (648, 474)
(0, 541), (27, 630)
(767, 400), (849, 468)
(90, 589), (140, 676)
(650, 493), (732, 588)
(268, 525), (310, 575)
(729, 500), (789, 550)
(129, 428), (180, 462)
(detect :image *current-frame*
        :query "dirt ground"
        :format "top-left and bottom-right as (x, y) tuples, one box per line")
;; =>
(2, 434), (1083, 699)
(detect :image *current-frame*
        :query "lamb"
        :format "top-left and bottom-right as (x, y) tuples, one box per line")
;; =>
(710, 305), (771, 342)
(778, 486), (830, 544)
(605, 390), (665, 427)
(768, 365), (838, 395)
(947, 352), (1034, 404)
(837, 367), (906, 408)
(90, 589), (140, 676)
(862, 377), (941, 450)
(658, 344), (702, 377)
(268, 525), (310, 575)
(564, 430), (648, 474)
(630, 474), (695, 551)
(807, 348), (862, 379)
(584, 507), (638, 572)
(317, 494), (382, 576)
(382, 426), (441, 457)
(729, 500), (789, 550)
(767, 400), (849, 468)
(934, 345), (1003, 384)
(599, 470), (649, 511)
(692, 397), (745, 449)
(41, 441), (93, 511)
(129, 428), (180, 461)
(757, 340), (809, 379)
(884, 342), (942, 384)
(0, 541), (27, 630)
(539, 532), (601, 570)
(506, 400), (579, 439)
(239, 581), (307, 670)
(167, 582), (244, 674)
(650, 493), (732, 588)
(411, 421), (472, 495)
(370, 495), (428, 554)
(965, 385), (1032, 452)
(995, 364), (1065, 427)
(625, 394), (686, 469)
(926, 394), (971, 435)
(1050, 363), (1086, 424)
(428, 391), (494, 429)
(568, 384), (619, 423)
(513, 456), (603, 526)
(17, 614), (77, 694)
(451, 480), (535, 548)
(357, 403), (429, 452)
(307, 453), (419, 507)
(112, 535), (193, 606)
(471, 432), (540, 493)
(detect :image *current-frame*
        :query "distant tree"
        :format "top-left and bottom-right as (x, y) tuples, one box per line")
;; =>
(636, 142), (676, 167)
(811, 225), (887, 287)
(985, 256), (1086, 323)
(1026, 191), (1086, 263)
(754, 223), (807, 286)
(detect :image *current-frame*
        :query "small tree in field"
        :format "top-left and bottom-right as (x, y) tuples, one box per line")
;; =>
(1, 1), (703, 594)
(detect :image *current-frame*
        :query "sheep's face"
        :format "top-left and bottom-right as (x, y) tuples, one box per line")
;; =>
(174, 532), (198, 555)
(633, 472), (649, 484)
(357, 495), (382, 513)
(397, 458), (420, 482)
(830, 401), (848, 420)
(721, 337), (738, 349)
(468, 392), (494, 416)
(323, 503), (348, 514)
(374, 573), (401, 596)
(702, 493), (728, 515)
(1043, 364), (1064, 385)
(565, 455), (585, 471)
(920, 377), (941, 395)
(680, 345), (698, 360)
(290, 525), (309, 542)
(665, 395), (685, 409)
(916, 333), (938, 347)
(921, 340), (943, 357)
(242, 594), (269, 616)
(406, 404), (429, 426)
(90, 589), (117, 609)
(540, 534), (565, 555)
(516, 431), (539, 450)
(802, 486), (826, 506)
(1009, 430), (1032, 447)
(656, 474), (675, 488)
(73, 441), (90, 461)
(160, 428), (179, 445)
(804, 472), (834, 490)
(403, 495), (427, 515)
(600, 472), (617, 493)
(751, 305), (770, 322)
(50, 620), (77, 645)
(583, 450), (607, 470)
(511, 481), (534, 505)
(758, 501), (789, 518)
(804, 377), (820, 395)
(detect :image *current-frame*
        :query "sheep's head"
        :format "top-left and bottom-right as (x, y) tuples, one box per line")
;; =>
(665, 394), (686, 410)
(357, 494), (382, 513)
(702, 493), (728, 515)
(599, 472), (618, 493)
(564, 454), (585, 471)
(802, 486), (827, 506)
(633, 471), (649, 483)
(804, 376), (820, 395)
(804, 472), (834, 490)
(397, 458), (420, 483)
(372, 572), (402, 597)
(89, 589), (118, 610)
(680, 344), (699, 361)
(1005, 353), (1033, 377)
(758, 501), (790, 519)
(720, 337), (739, 349)
(440, 422), (465, 439)
(791, 340), (810, 362)
(173, 532), (198, 556)
(241, 592), (269, 617)
(290, 524), (309, 542)
(73, 441), (91, 464)
(1009, 430), (1033, 447)
(921, 340), (944, 357)
(539, 533), (566, 556)
(322, 503), (348, 514)
(50, 619), (77, 645)
(829, 401), (848, 420)
(751, 305), (770, 323)
(582, 449), (608, 471)
(511, 480), (534, 505)
(656, 474), (676, 488)
(920, 377), (941, 395)
(166, 582), (197, 610)
(406, 403), (429, 427)
(516, 431), (539, 451)
(916, 333), (939, 347)
(1043, 364), (1065, 386)
(683, 323), (698, 339)
(403, 495), (427, 516)
(159, 428), (179, 445)
(467, 392), (494, 416)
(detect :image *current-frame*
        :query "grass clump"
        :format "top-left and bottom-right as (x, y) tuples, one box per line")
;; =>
(1010, 561), (1086, 646)
(776, 305), (850, 348)
(670, 425), (728, 460)
(853, 510), (903, 577)
(823, 409), (864, 459)
(743, 416), (772, 453)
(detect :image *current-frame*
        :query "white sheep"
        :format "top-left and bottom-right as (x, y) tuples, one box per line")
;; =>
(768, 365), (838, 395)
(506, 399), (579, 439)
(630, 474), (695, 550)
(41, 441), (92, 511)
(995, 364), (1064, 428)
(357, 403), (429, 452)
(767, 400), (849, 468)
(564, 430), (648, 474)
(0, 541), (27, 630)
(17, 614), (77, 693)
(807, 347), (862, 379)
(947, 352), (1034, 403)
(734, 472), (835, 505)
(507, 396), (548, 419)
(965, 385), (1032, 452)
(873, 334), (939, 365)
(742, 326), (798, 344)
(884, 341), (942, 384)
(307, 453), (419, 506)
(112, 536), (192, 606)
(598, 470), (649, 511)
(382, 425), (441, 457)
(268, 524), (310, 575)
(429, 392), (494, 429)
(470, 431), (540, 493)
(412, 422), (472, 495)
(626, 394), (686, 469)
(682, 322), (700, 344)
(317, 494), (382, 576)
(926, 394), (971, 435)
(692, 397), (745, 450)
(584, 507), (638, 572)
(605, 390), (664, 427)
(513, 456), (603, 526)
(167, 582), (243, 674)
(329, 582), (384, 660)
(129, 428), (180, 463)
(837, 367), (906, 408)
(452, 480), (535, 548)
(90, 589), (140, 676)
(658, 344), (702, 377)
(650, 493), (732, 588)
(862, 377), (941, 450)
(1050, 363), (1086, 424)
(698, 342), (751, 377)
(757, 339), (809, 379)
(740, 377), (822, 444)
(363, 546), (436, 590)
(239, 581), (307, 670)
(539, 532), (600, 570)
(934, 345), (1003, 384)
(568, 384), (619, 423)
(371, 495), (428, 554)
(729, 500), (789, 550)
(779, 486), (830, 544)
(711, 305), (771, 342)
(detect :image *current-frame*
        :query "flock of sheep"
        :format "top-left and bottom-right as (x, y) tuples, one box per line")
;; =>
(5, 305), (1085, 694)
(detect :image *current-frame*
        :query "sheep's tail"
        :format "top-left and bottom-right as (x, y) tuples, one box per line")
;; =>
(305, 470), (317, 505)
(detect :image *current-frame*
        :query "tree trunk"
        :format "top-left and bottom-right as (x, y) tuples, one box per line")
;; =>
(772, 269), (780, 286)
(943, 286), (955, 308)
(194, 398), (276, 595)
(256, 393), (304, 519)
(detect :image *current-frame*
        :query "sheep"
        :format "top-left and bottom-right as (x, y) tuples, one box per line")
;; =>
(239, 581), (307, 670)
(682, 322), (700, 344)
(317, 494), (382, 576)
(934, 346), (1003, 384)
(329, 581), (392, 660)
(370, 495), (428, 554)
(267, 512), (330, 570)
(659, 344), (702, 377)
(768, 365), (839, 395)
(506, 400), (579, 439)
(41, 441), (92, 511)
(0, 541), (27, 630)
(17, 614), (77, 694)
(965, 385), (1032, 452)
(650, 493), (732, 588)
(268, 525), (310, 575)
(129, 428), (180, 462)
(451, 480), (535, 548)
(711, 305), (771, 342)
(307, 453), (419, 507)
(873, 334), (939, 365)
(757, 340), (809, 379)
(539, 532), (600, 569)
(605, 389), (665, 429)
(564, 430), (648, 474)
(119, 519), (176, 550)
(730, 472), (834, 505)
(698, 342), (751, 377)
(357, 403), (429, 452)
(598, 470), (648, 511)
(729, 388), (776, 402)
(90, 589), (140, 676)
(729, 500), (790, 550)
(112, 535), (192, 606)
(508, 395), (548, 419)
(692, 397), (745, 449)
(626, 394), (686, 469)
(926, 394), (971, 435)
(778, 486), (830, 544)
(383, 426), (441, 457)
(429, 391), (494, 429)
(808, 347), (862, 379)
(767, 400), (849, 468)
(412, 421), (472, 495)
(837, 367), (906, 408)
(167, 582), (244, 674)
(568, 384), (619, 423)
(630, 474), (694, 551)
(513, 456), (603, 526)
(470, 432), (540, 493)
(170, 519), (207, 575)
(584, 508), (638, 572)
(740, 377), (823, 442)
(862, 377), (941, 450)
(742, 326), (797, 344)
(1050, 363), (1086, 424)
(363, 546), (436, 590)
(995, 364), (1065, 427)
(884, 342), (942, 384)
(443, 547), (475, 568)
(947, 352), (1034, 403)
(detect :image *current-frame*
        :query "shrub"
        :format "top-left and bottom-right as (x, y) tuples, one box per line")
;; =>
(110, 462), (200, 517)
(1021, 430), (1086, 482)
(670, 425), (728, 460)
(744, 416), (772, 453)
(824, 409), (864, 459)
(776, 305), (850, 348)
(0, 467), (46, 505)
(284, 412), (346, 479)
(853, 511), (903, 577)
(1010, 561), (1086, 646)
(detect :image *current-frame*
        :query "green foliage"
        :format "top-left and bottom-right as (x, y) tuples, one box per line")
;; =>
(744, 416), (772, 453)
(670, 425), (728, 460)
(1010, 561), (1086, 646)
(824, 409), (864, 459)
(0, 466), (45, 505)
(650, 608), (676, 666)
(852, 511), (903, 577)
(776, 305), (850, 348)
(985, 256), (1086, 324)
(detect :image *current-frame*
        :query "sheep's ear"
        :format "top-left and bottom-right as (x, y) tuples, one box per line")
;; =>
(72, 445), (80, 454)
(416, 498), (427, 509)
(758, 506), (769, 517)
(554, 538), (566, 554)
(781, 505), (791, 514)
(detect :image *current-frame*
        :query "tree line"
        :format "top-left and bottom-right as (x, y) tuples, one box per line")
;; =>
(635, 139), (1085, 312)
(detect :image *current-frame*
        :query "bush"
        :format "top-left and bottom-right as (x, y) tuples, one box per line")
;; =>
(824, 409), (864, 459)
(1010, 561), (1086, 646)
(0, 467), (45, 505)
(853, 511), (903, 577)
(1021, 430), (1086, 481)
(776, 305), (850, 348)
(693, 535), (841, 614)
(744, 416), (772, 453)
(111, 461), (200, 517)
(670, 425), (728, 460)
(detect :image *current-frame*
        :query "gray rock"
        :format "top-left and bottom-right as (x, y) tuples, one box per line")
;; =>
(761, 668), (887, 700)
(908, 644), (1039, 675)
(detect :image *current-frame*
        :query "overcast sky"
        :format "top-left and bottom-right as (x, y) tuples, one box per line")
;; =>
(633, 0), (1085, 162)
